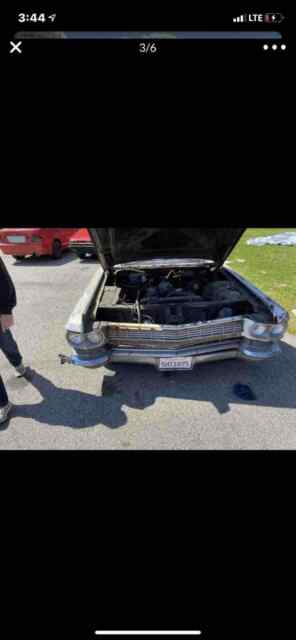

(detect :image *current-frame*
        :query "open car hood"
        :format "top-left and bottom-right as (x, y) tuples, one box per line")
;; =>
(88, 228), (246, 270)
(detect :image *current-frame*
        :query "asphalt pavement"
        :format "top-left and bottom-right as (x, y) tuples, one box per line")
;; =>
(1, 252), (296, 449)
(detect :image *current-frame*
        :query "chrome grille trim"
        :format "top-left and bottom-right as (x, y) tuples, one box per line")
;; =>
(105, 317), (243, 349)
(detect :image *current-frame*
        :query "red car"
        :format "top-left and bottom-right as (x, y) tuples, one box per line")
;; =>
(69, 228), (96, 259)
(0, 228), (77, 260)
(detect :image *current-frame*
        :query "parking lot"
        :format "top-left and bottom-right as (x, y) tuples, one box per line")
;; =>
(1, 251), (296, 449)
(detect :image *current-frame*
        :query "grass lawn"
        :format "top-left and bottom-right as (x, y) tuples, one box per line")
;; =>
(227, 228), (296, 335)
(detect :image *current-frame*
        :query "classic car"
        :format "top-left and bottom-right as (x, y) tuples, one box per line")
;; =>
(69, 228), (96, 259)
(59, 228), (289, 372)
(0, 228), (77, 260)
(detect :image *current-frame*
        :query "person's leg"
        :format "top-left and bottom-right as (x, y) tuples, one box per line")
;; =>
(0, 374), (12, 423)
(0, 374), (9, 407)
(0, 327), (23, 369)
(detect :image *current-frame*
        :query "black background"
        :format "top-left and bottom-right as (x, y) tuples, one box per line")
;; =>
(7, 5), (289, 228)
(4, 4), (292, 640)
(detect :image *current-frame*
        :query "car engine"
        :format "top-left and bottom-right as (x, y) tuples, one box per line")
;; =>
(96, 267), (259, 325)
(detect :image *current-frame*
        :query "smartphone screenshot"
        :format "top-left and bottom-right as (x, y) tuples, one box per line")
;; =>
(4, 6), (291, 640)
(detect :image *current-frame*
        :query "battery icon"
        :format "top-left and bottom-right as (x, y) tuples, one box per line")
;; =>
(264, 13), (285, 23)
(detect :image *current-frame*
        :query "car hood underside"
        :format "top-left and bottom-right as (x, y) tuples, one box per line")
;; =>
(88, 228), (246, 270)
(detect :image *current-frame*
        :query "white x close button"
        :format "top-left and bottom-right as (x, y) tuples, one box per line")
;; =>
(10, 41), (22, 54)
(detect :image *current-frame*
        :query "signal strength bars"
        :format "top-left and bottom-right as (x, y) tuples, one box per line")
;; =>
(233, 15), (246, 22)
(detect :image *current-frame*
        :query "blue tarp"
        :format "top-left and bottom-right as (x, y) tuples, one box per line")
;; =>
(247, 232), (296, 246)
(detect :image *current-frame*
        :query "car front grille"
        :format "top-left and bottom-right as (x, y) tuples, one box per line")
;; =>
(105, 317), (243, 349)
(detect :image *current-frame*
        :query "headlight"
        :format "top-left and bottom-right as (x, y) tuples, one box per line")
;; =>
(67, 332), (86, 346)
(250, 322), (286, 340)
(270, 323), (285, 337)
(252, 323), (267, 337)
(67, 327), (106, 349)
(249, 322), (273, 340)
(85, 329), (106, 347)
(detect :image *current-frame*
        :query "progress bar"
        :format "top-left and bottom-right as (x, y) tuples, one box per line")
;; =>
(94, 633), (202, 636)
(15, 30), (282, 40)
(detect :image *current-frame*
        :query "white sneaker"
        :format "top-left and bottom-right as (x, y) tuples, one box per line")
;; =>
(0, 402), (12, 424)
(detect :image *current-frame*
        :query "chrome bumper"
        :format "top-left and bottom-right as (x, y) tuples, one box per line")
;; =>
(59, 338), (282, 369)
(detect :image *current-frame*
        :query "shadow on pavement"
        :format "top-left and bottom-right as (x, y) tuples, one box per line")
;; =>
(6, 339), (296, 431)
(9, 371), (125, 429)
(12, 251), (77, 267)
(77, 255), (98, 262)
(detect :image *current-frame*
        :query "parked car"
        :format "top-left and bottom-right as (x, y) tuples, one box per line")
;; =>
(69, 228), (96, 259)
(0, 228), (77, 260)
(59, 228), (289, 372)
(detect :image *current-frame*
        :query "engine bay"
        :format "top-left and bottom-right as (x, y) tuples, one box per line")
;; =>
(95, 266), (269, 325)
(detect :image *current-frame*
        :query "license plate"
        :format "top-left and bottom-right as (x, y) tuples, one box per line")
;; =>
(7, 235), (26, 243)
(159, 357), (193, 370)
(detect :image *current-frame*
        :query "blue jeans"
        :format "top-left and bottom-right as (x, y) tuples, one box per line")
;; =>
(0, 328), (22, 407)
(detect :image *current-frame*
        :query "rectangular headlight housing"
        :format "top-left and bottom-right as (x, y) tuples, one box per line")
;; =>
(250, 322), (286, 340)
(67, 326), (106, 350)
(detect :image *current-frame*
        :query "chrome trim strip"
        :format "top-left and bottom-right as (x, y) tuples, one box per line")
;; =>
(113, 259), (215, 270)
(239, 341), (281, 360)
(67, 353), (110, 368)
(65, 266), (104, 333)
(111, 350), (239, 367)
(110, 340), (241, 359)
(106, 317), (243, 348)
(62, 337), (281, 368)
